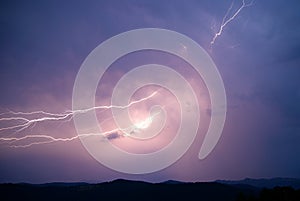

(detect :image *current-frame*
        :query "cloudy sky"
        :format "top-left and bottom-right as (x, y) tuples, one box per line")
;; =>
(0, 0), (299, 183)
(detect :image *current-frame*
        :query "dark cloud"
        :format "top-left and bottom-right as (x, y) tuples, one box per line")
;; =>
(106, 132), (123, 140)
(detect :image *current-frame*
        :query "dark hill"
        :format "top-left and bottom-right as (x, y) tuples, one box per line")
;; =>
(218, 178), (300, 189)
(1, 178), (300, 201)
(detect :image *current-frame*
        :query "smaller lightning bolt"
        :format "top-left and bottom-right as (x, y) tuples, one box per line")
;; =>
(0, 130), (120, 148)
(210, 0), (254, 47)
(4, 110), (68, 117)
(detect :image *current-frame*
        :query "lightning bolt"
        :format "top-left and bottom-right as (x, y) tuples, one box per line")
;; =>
(210, 0), (254, 47)
(0, 91), (159, 148)
(0, 91), (157, 133)
(0, 131), (121, 148)
(0, 112), (160, 148)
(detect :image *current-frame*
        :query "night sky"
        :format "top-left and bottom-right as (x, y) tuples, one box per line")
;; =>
(0, 0), (300, 183)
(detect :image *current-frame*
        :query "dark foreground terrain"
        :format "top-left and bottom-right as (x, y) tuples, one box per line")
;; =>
(1, 178), (300, 201)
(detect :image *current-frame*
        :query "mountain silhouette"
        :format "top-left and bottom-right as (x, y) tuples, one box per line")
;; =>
(1, 178), (300, 201)
(217, 177), (300, 189)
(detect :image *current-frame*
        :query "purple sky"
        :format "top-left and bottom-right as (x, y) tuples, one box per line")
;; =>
(0, 0), (300, 183)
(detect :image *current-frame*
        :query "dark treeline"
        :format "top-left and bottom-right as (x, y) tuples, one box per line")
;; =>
(0, 180), (299, 201)
(237, 186), (300, 201)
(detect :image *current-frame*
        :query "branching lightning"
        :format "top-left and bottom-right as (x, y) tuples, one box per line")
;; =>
(0, 130), (120, 148)
(0, 91), (159, 148)
(210, 0), (254, 47)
